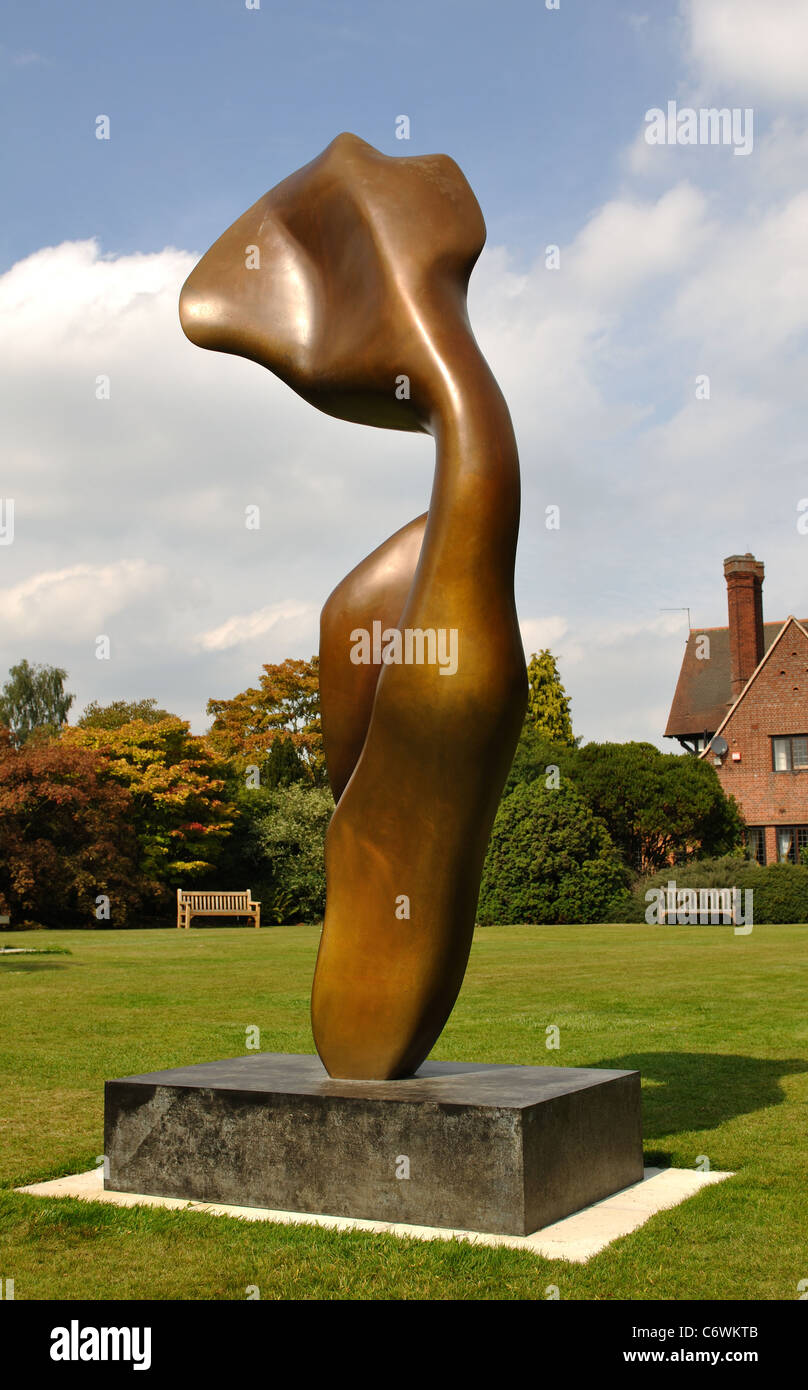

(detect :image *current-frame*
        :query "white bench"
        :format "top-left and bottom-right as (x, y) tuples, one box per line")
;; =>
(176, 890), (261, 930)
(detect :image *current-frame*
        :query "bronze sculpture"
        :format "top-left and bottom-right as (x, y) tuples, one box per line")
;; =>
(180, 133), (526, 1080)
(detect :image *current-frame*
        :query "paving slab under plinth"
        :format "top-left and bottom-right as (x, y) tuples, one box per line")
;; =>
(16, 1165), (732, 1263)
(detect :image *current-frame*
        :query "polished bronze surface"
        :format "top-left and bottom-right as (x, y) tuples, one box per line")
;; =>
(179, 133), (526, 1079)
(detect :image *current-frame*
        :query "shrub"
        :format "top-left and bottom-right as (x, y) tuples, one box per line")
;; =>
(745, 863), (808, 925)
(236, 782), (334, 922)
(620, 855), (808, 925)
(477, 778), (628, 925)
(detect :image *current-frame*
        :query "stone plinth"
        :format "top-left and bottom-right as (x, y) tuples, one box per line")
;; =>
(104, 1053), (643, 1236)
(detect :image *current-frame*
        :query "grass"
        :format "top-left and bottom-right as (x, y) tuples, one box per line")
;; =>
(1, 922), (807, 1300)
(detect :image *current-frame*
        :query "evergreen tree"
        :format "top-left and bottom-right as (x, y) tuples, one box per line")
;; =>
(478, 778), (627, 925)
(264, 735), (306, 787)
(525, 650), (574, 745)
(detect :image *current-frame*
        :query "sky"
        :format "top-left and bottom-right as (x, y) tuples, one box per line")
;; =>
(1, 0), (807, 746)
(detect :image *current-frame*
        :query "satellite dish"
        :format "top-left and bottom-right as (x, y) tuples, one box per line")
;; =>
(709, 736), (729, 756)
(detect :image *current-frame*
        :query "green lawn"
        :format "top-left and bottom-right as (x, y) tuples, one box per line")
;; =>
(1, 923), (806, 1300)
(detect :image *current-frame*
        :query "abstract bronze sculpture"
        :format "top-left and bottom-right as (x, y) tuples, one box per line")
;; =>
(180, 133), (527, 1080)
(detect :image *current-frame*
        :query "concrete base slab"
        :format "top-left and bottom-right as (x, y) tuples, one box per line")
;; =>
(16, 1165), (732, 1263)
(103, 1053), (645, 1236)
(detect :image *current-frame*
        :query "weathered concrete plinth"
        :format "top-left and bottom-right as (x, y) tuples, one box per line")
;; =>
(104, 1053), (643, 1236)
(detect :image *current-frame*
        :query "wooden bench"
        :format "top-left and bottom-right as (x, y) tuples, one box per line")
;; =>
(176, 890), (260, 930)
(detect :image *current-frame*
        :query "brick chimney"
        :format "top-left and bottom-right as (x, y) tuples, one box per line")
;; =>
(724, 553), (765, 700)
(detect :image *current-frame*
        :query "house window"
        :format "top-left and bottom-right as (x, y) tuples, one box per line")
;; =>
(776, 826), (808, 864)
(745, 826), (766, 865)
(772, 735), (808, 771)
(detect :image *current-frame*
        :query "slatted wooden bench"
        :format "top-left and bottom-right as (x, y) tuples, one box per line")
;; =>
(176, 890), (260, 930)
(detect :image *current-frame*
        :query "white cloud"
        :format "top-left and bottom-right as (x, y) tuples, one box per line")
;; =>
(197, 601), (319, 652)
(0, 560), (167, 642)
(668, 191), (808, 360)
(566, 184), (711, 301)
(0, 239), (191, 344)
(519, 616), (569, 657)
(685, 0), (808, 104)
(0, 45), (51, 68)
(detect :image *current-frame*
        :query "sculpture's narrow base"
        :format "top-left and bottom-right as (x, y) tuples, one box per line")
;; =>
(104, 1053), (643, 1237)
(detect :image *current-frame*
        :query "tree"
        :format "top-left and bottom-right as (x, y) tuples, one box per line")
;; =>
(235, 782), (334, 922)
(263, 735), (307, 788)
(503, 735), (744, 873)
(525, 650), (574, 745)
(207, 657), (325, 784)
(63, 718), (235, 888)
(78, 698), (176, 730)
(0, 660), (74, 746)
(570, 742), (744, 872)
(0, 731), (143, 927)
(478, 779), (627, 925)
(503, 724), (576, 798)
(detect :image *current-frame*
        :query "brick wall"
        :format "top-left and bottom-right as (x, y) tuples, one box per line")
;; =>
(712, 620), (808, 863)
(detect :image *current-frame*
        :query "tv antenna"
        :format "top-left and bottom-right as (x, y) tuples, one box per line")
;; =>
(660, 606), (692, 631)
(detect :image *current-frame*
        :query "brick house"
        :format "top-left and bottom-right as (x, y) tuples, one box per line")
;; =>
(665, 553), (808, 866)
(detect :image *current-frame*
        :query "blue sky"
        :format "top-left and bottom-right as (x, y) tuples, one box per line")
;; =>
(2, 1), (676, 270)
(2, 0), (807, 746)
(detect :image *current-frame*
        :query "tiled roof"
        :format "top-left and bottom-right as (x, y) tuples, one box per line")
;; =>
(664, 622), (796, 738)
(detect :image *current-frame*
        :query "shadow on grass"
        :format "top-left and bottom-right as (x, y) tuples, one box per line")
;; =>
(0, 959), (72, 972)
(592, 1051), (808, 1137)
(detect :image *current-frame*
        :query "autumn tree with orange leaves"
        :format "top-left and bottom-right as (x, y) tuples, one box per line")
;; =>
(206, 657), (326, 786)
(0, 728), (143, 927)
(63, 717), (235, 887)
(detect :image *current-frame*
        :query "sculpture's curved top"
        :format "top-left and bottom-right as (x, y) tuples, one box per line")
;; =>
(180, 131), (486, 434)
(180, 134), (527, 1079)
